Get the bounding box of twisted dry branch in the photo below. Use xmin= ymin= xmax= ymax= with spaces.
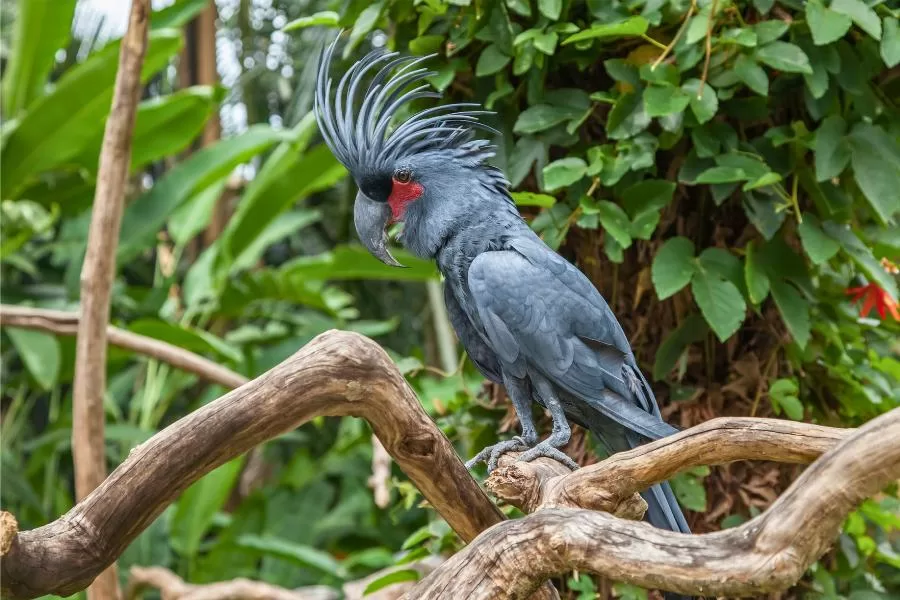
xmin=1 ymin=325 xmax=896 ymax=599
xmin=405 ymin=408 xmax=899 ymax=598
xmin=0 ymin=330 xmax=510 ymax=599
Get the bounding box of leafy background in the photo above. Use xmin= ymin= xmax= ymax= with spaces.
xmin=1 ymin=0 xmax=898 ymax=598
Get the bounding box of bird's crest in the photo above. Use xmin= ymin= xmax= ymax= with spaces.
xmin=314 ymin=35 xmax=499 ymax=178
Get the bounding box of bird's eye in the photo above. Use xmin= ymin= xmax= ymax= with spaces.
xmin=394 ymin=168 xmax=411 ymax=183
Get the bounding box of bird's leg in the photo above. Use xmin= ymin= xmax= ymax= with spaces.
xmin=516 ymin=375 xmax=579 ymax=470
xmin=465 ymin=375 xmax=538 ymax=472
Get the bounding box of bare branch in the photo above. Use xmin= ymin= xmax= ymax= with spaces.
xmin=125 ymin=566 xmax=333 ymax=600
xmin=369 ymin=434 xmax=393 ymax=509
xmin=0 ymin=331 xmax=505 ymax=599
xmin=0 ymin=305 xmax=248 ymax=389
xmin=71 ymin=2 xmax=151 ymax=597
xmin=407 ymin=407 xmax=900 ymax=598
xmin=486 ymin=417 xmax=850 ymax=514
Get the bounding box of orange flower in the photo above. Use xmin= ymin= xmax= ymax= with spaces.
xmin=846 ymin=283 xmax=900 ymax=320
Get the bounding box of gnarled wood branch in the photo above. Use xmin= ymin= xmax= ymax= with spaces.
xmin=486 ymin=417 xmax=850 ymax=514
xmin=406 ymin=407 xmax=900 ymax=598
xmin=0 ymin=330 xmax=507 ymax=599
xmin=0 ymin=304 xmax=248 ymax=389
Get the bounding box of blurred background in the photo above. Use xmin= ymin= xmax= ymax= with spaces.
xmin=1 ymin=0 xmax=898 ymax=598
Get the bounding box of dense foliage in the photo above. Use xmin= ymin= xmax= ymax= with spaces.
xmin=1 ymin=0 xmax=898 ymax=598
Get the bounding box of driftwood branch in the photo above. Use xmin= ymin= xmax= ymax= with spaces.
xmin=0 ymin=331 xmax=508 ymax=599
xmin=0 ymin=304 xmax=248 ymax=389
xmin=126 ymin=557 xmax=443 ymax=600
xmin=486 ymin=417 xmax=850 ymax=514
xmin=72 ymin=2 xmax=151 ymax=598
xmin=407 ymin=407 xmax=900 ymax=598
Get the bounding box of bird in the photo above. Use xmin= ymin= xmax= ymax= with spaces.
xmin=314 ymin=37 xmax=691 ymax=536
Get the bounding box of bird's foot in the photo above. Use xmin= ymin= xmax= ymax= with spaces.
xmin=465 ymin=436 xmax=531 ymax=472
xmin=516 ymin=441 xmax=579 ymax=471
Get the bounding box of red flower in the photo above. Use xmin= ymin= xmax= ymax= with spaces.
xmin=846 ymin=283 xmax=900 ymax=320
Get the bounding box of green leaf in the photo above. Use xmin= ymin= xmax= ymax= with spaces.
xmin=347 ymin=3 xmax=384 ymax=55
xmin=513 ymin=104 xmax=581 ymax=133
xmin=538 ymin=0 xmax=562 ymax=20
xmin=170 ymin=456 xmax=245 ymax=558
xmin=643 ymin=86 xmax=690 ymax=117
xmin=720 ymin=27 xmax=759 ymax=47
xmin=691 ymin=270 xmax=746 ymax=342
xmin=282 ymin=11 xmax=340 ymax=31
xmin=76 ymin=86 xmax=222 ymax=173
xmin=282 ymin=246 xmax=438 ymax=282
xmin=1 ymin=0 xmax=77 ymax=116
xmin=742 ymin=172 xmax=782 ymax=191
xmin=563 ymin=17 xmax=648 ymax=45
xmin=755 ymin=42 xmax=813 ymax=74
xmin=129 ymin=320 xmax=242 ymax=363
xmin=806 ymin=0 xmax=852 ymax=46
xmin=681 ymin=79 xmax=719 ymax=124
xmin=595 ymin=201 xmax=633 ymax=248
xmin=883 ymin=17 xmax=900 ymax=67
xmin=363 ymin=569 xmax=421 ymax=596
xmin=219 ymin=116 xmax=344 ymax=270
xmin=744 ymin=240 xmax=770 ymax=304
xmin=1 ymin=30 xmax=183 ymax=198
xmin=695 ymin=166 xmax=750 ymax=184
xmin=511 ymin=192 xmax=557 ymax=208
xmin=831 ymin=0 xmax=881 ymax=40
xmin=652 ymin=237 xmax=696 ymax=300
xmin=168 ymin=179 xmax=228 ymax=248
xmin=798 ymin=213 xmax=840 ymax=264
xmin=822 ymin=222 xmax=899 ymax=301
xmin=476 ymin=44 xmax=511 ymax=76
xmin=671 ymin=469 xmax=708 ymax=511
xmin=733 ymin=54 xmax=769 ymax=96
xmin=814 ymin=115 xmax=851 ymax=182
xmin=754 ymin=20 xmax=790 ymax=44
xmin=118 ymin=125 xmax=286 ymax=263
xmin=770 ymin=279 xmax=811 ymax=349
xmin=606 ymin=92 xmax=651 ymax=139
xmin=533 ymin=31 xmax=559 ymax=55
xmin=4 ymin=327 xmax=60 ymax=390
xmin=542 ymin=158 xmax=587 ymax=191
xmin=150 ymin=0 xmax=209 ymax=29
xmin=846 ymin=123 xmax=900 ymax=224
xmin=229 ymin=210 xmax=322 ymax=273
xmin=769 ymin=378 xmax=804 ymax=419
xmin=653 ymin=314 xmax=709 ymax=380
xmin=621 ymin=180 xmax=676 ymax=218
xmin=236 ymin=534 xmax=344 ymax=578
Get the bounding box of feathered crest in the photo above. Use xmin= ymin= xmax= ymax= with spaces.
xmin=314 ymin=35 xmax=498 ymax=177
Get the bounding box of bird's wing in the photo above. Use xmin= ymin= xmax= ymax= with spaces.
xmin=443 ymin=282 xmax=503 ymax=383
xmin=467 ymin=240 xmax=675 ymax=440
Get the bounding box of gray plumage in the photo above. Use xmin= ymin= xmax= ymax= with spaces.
xmin=315 ymin=38 xmax=690 ymax=536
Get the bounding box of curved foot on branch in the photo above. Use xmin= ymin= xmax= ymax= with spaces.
xmin=466 ymin=437 xmax=531 ymax=472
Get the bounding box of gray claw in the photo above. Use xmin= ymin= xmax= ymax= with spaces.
xmin=516 ymin=442 xmax=579 ymax=471
xmin=465 ymin=437 xmax=531 ymax=472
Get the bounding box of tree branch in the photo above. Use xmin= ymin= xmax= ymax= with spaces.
xmin=0 ymin=304 xmax=248 ymax=389
xmin=0 ymin=330 xmax=507 ymax=599
xmin=486 ymin=417 xmax=850 ymax=514
xmin=407 ymin=408 xmax=900 ymax=598
xmin=71 ymin=3 xmax=151 ymax=598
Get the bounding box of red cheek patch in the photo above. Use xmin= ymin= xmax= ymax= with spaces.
xmin=388 ymin=179 xmax=424 ymax=222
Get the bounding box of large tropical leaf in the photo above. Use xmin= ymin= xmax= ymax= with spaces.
xmin=1 ymin=29 xmax=184 ymax=198
xmin=117 ymin=124 xmax=288 ymax=263
xmin=1 ymin=0 xmax=78 ymax=116
xmin=74 ymin=85 xmax=225 ymax=173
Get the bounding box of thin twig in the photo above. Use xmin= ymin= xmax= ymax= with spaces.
xmin=71 ymin=2 xmax=151 ymax=598
xmin=699 ymin=0 xmax=719 ymax=96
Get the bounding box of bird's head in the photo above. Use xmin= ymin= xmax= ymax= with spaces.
xmin=314 ymin=37 xmax=502 ymax=266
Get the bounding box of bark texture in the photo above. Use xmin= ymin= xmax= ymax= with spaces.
xmin=70 ymin=2 xmax=151 ymax=598
xmin=0 ymin=331 xmax=505 ymax=599
xmin=406 ymin=408 xmax=899 ymax=598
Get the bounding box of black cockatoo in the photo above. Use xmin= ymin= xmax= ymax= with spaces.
xmin=314 ymin=38 xmax=690 ymax=535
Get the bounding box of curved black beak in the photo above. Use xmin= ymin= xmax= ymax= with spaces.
xmin=353 ymin=190 xmax=404 ymax=267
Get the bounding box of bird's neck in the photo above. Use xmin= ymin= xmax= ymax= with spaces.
xmin=433 ymin=209 xmax=530 ymax=289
